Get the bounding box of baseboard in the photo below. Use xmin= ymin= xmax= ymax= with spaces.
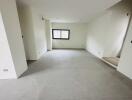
xmin=100 ymin=58 xmax=117 ymax=69
xmin=85 ymin=49 xmax=117 ymax=69
xmin=52 ymin=48 xmax=86 ymax=50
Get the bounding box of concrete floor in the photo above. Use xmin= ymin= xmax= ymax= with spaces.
xmin=0 ymin=50 xmax=132 ymax=100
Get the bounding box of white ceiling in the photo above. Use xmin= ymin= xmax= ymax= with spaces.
xmin=18 ymin=0 xmax=121 ymax=23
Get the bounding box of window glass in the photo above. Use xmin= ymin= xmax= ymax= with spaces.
xmin=53 ymin=30 xmax=61 ymax=38
xmin=61 ymin=31 xmax=69 ymax=38
xmin=52 ymin=29 xmax=70 ymax=40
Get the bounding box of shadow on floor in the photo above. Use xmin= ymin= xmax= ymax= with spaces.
xmin=20 ymin=60 xmax=52 ymax=78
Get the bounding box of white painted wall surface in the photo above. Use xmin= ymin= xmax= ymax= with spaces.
xmin=18 ymin=5 xmax=37 ymax=60
xmin=0 ymin=0 xmax=27 ymax=79
xmin=31 ymin=8 xmax=47 ymax=59
xmin=18 ymin=4 xmax=47 ymax=60
xmin=52 ymin=23 xmax=87 ymax=49
xmin=118 ymin=17 xmax=132 ymax=79
xmin=86 ymin=1 xmax=131 ymax=58
xmin=45 ymin=20 xmax=52 ymax=51
xmin=0 ymin=12 xmax=17 ymax=79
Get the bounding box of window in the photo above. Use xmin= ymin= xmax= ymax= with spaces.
xmin=52 ymin=29 xmax=70 ymax=40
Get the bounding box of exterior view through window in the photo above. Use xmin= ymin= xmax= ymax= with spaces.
xmin=52 ymin=29 xmax=70 ymax=40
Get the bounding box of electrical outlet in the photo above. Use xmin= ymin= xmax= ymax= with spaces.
xmin=3 ymin=69 xmax=8 ymax=72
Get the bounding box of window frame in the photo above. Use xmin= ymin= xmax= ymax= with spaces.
xmin=52 ymin=29 xmax=70 ymax=40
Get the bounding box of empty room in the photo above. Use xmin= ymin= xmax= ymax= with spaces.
xmin=0 ymin=0 xmax=132 ymax=100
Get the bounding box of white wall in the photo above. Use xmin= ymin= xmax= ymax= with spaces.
xmin=45 ymin=20 xmax=52 ymax=51
xmin=52 ymin=23 xmax=87 ymax=49
xmin=0 ymin=0 xmax=27 ymax=79
xmin=18 ymin=5 xmax=36 ymax=60
xmin=31 ymin=8 xmax=47 ymax=59
xmin=0 ymin=12 xmax=16 ymax=79
xmin=18 ymin=4 xmax=47 ymax=60
xmin=117 ymin=17 xmax=132 ymax=79
xmin=86 ymin=1 xmax=131 ymax=58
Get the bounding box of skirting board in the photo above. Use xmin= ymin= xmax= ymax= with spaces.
xmin=86 ymin=50 xmax=117 ymax=69
xmin=101 ymin=58 xmax=117 ymax=69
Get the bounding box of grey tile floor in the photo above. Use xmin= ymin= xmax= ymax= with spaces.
xmin=0 ymin=50 xmax=132 ymax=100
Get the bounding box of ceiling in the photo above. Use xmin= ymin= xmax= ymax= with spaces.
xmin=18 ymin=0 xmax=121 ymax=23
